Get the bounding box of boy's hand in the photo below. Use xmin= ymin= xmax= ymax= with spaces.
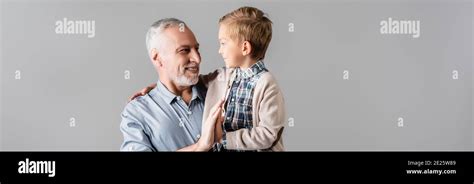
xmin=128 ymin=83 xmax=157 ymax=102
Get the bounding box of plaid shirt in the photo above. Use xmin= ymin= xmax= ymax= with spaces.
xmin=214 ymin=61 xmax=268 ymax=152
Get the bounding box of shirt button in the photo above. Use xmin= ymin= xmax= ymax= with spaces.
xmin=187 ymin=111 xmax=192 ymax=115
xmin=197 ymin=134 xmax=201 ymax=139
xmin=179 ymin=122 xmax=184 ymax=127
xmin=176 ymin=96 xmax=181 ymax=101
xmin=231 ymin=98 xmax=234 ymax=102
xmin=226 ymin=117 xmax=231 ymax=120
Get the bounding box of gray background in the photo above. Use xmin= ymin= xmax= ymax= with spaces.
xmin=1 ymin=0 xmax=472 ymax=151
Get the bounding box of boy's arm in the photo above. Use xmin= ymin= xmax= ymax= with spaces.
xmin=219 ymin=76 xmax=286 ymax=150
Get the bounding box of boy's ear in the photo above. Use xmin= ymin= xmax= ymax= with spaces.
xmin=241 ymin=41 xmax=252 ymax=56
xmin=150 ymin=48 xmax=164 ymax=67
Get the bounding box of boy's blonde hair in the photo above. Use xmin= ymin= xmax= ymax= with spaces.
xmin=219 ymin=6 xmax=272 ymax=61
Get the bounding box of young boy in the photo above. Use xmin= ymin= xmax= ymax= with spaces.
xmin=202 ymin=6 xmax=286 ymax=151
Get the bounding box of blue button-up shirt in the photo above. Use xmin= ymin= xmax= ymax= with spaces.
xmin=120 ymin=81 xmax=206 ymax=151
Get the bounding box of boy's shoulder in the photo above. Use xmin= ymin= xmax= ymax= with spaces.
xmin=256 ymin=70 xmax=278 ymax=85
xmin=254 ymin=70 xmax=283 ymax=94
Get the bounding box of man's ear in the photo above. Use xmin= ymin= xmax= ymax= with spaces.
xmin=150 ymin=48 xmax=163 ymax=67
xmin=241 ymin=41 xmax=252 ymax=56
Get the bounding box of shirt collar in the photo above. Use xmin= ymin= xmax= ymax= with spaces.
xmin=238 ymin=60 xmax=267 ymax=79
xmin=191 ymin=84 xmax=204 ymax=102
xmin=155 ymin=80 xmax=203 ymax=104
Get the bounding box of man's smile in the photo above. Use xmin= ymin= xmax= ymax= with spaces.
xmin=184 ymin=66 xmax=199 ymax=73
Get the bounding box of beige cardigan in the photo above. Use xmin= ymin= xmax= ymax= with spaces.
xmin=199 ymin=67 xmax=286 ymax=151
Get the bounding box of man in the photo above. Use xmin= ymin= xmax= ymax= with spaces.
xmin=120 ymin=18 xmax=223 ymax=151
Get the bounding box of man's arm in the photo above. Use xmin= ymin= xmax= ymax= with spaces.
xmin=121 ymin=111 xmax=200 ymax=151
xmin=177 ymin=143 xmax=199 ymax=151
xmin=120 ymin=102 xmax=219 ymax=152
xmin=120 ymin=105 xmax=156 ymax=151
xmin=176 ymin=140 xmax=209 ymax=151
xmin=177 ymin=98 xmax=225 ymax=151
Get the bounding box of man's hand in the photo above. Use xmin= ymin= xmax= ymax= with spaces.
xmin=214 ymin=110 xmax=224 ymax=144
xmin=128 ymin=83 xmax=157 ymax=102
xmin=196 ymin=99 xmax=225 ymax=151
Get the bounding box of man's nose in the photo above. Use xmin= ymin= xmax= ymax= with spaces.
xmin=190 ymin=49 xmax=201 ymax=64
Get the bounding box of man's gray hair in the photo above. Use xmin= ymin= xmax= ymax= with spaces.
xmin=145 ymin=18 xmax=185 ymax=54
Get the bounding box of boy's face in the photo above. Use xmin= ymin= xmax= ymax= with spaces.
xmin=218 ymin=24 xmax=244 ymax=68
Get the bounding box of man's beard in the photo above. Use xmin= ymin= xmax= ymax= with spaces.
xmin=171 ymin=69 xmax=199 ymax=87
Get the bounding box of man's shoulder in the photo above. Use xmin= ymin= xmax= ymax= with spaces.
xmin=122 ymin=88 xmax=158 ymax=115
